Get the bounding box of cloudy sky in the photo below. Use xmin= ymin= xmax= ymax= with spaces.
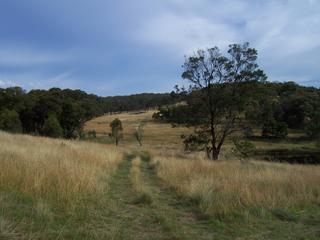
xmin=0 ymin=0 xmax=319 ymax=95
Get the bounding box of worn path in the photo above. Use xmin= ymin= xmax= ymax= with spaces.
xmin=87 ymin=152 xmax=216 ymax=240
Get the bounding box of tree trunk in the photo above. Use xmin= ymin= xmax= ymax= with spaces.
xmin=211 ymin=148 xmax=220 ymax=160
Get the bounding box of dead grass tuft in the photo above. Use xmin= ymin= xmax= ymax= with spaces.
xmin=0 ymin=131 xmax=122 ymax=207
xmin=152 ymin=156 xmax=320 ymax=215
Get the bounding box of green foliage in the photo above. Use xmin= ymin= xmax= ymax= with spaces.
xmin=232 ymin=138 xmax=256 ymax=158
xmin=262 ymin=120 xmax=288 ymax=138
xmin=60 ymin=101 xmax=85 ymax=139
xmin=153 ymin=105 xmax=189 ymax=124
xmin=140 ymin=151 xmax=151 ymax=162
xmin=166 ymin=43 xmax=267 ymax=160
xmin=132 ymin=192 xmax=153 ymax=205
xmin=243 ymin=126 xmax=254 ymax=138
xmin=0 ymin=87 xmax=177 ymax=140
xmin=246 ymin=81 xmax=320 ymax=136
xmin=87 ymin=130 xmax=97 ymax=138
xmin=110 ymin=118 xmax=123 ymax=145
xmin=41 ymin=114 xmax=63 ymax=138
xmin=271 ymin=208 xmax=299 ymax=222
xmin=305 ymin=111 xmax=320 ymax=138
xmin=0 ymin=109 xmax=22 ymax=133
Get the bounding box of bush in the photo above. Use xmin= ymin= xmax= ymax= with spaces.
xmin=305 ymin=112 xmax=320 ymax=138
xmin=87 ymin=130 xmax=97 ymax=138
xmin=110 ymin=118 xmax=123 ymax=145
xmin=0 ymin=109 xmax=22 ymax=133
xmin=262 ymin=120 xmax=288 ymax=138
xmin=243 ymin=126 xmax=254 ymax=138
xmin=232 ymin=138 xmax=256 ymax=158
xmin=41 ymin=114 xmax=63 ymax=138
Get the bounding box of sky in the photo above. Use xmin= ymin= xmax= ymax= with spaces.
xmin=0 ymin=0 xmax=319 ymax=96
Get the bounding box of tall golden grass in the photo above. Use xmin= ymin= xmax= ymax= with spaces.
xmin=152 ymin=156 xmax=320 ymax=215
xmin=0 ymin=131 xmax=122 ymax=206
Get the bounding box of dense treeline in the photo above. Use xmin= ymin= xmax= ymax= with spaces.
xmin=154 ymin=81 xmax=320 ymax=139
xmin=247 ymin=81 xmax=320 ymax=138
xmin=0 ymin=87 xmax=174 ymax=138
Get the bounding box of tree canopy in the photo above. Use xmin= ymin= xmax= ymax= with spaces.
xmin=0 ymin=87 xmax=176 ymax=138
xmin=177 ymin=43 xmax=267 ymax=159
xmin=154 ymin=43 xmax=320 ymax=159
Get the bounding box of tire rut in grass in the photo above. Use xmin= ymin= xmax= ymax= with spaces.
xmin=138 ymin=152 xmax=216 ymax=240
xmin=89 ymin=153 xmax=184 ymax=240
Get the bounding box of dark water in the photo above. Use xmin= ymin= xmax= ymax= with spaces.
xmin=254 ymin=149 xmax=320 ymax=164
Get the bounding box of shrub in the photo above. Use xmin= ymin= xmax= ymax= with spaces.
xmin=110 ymin=118 xmax=123 ymax=145
xmin=232 ymin=138 xmax=256 ymax=158
xmin=305 ymin=112 xmax=320 ymax=138
xmin=41 ymin=114 xmax=63 ymax=138
xmin=262 ymin=120 xmax=288 ymax=138
xmin=0 ymin=109 xmax=22 ymax=133
xmin=87 ymin=130 xmax=97 ymax=138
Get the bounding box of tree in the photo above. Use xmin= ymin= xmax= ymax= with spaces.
xmin=87 ymin=130 xmax=97 ymax=138
xmin=262 ymin=119 xmax=288 ymax=138
xmin=110 ymin=118 xmax=123 ymax=146
xmin=134 ymin=121 xmax=145 ymax=146
xmin=305 ymin=111 xmax=320 ymax=138
xmin=60 ymin=101 xmax=85 ymax=139
xmin=41 ymin=114 xmax=63 ymax=138
xmin=0 ymin=109 xmax=22 ymax=133
xmin=179 ymin=43 xmax=266 ymax=160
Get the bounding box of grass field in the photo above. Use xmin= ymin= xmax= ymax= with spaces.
xmin=85 ymin=111 xmax=191 ymax=151
xmin=1 ymin=112 xmax=319 ymax=239
xmin=0 ymin=131 xmax=122 ymax=239
xmin=151 ymin=155 xmax=320 ymax=216
xmin=85 ymin=110 xmax=319 ymax=160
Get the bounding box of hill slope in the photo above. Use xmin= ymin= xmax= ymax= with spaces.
xmin=1 ymin=132 xmax=320 ymax=239
xmin=85 ymin=111 xmax=191 ymax=150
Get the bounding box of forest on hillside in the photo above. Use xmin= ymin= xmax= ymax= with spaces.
xmin=155 ymin=81 xmax=320 ymax=139
xmin=1 ymin=81 xmax=320 ymax=142
xmin=0 ymin=87 xmax=174 ymax=138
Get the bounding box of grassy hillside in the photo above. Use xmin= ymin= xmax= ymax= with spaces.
xmin=85 ymin=111 xmax=191 ymax=150
xmin=85 ymin=110 xmax=319 ymax=161
xmin=0 ymin=131 xmax=122 ymax=239
xmin=0 ymin=131 xmax=320 ymax=239
xmin=152 ymin=155 xmax=320 ymax=215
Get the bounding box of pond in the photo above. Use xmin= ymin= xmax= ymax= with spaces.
xmin=253 ymin=149 xmax=320 ymax=164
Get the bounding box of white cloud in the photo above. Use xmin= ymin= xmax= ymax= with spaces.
xmin=1 ymin=0 xmax=319 ymax=93
xmin=0 ymin=79 xmax=17 ymax=88
xmin=0 ymin=48 xmax=71 ymax=66
xmin=0 ymin=71 xmax=78 ymax=90
xmin=137 ymin=13 xmax=238 ymax=55
xmin=135 ymin=0 xmax=320 ymax=85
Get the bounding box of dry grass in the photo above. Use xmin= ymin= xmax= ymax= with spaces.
xmin=0 ymin=131 xmax=122 ymax=207
xmin=85 ymin=111 xmax=318 ymax=154
xmin=85 ymin=111 xmax=190 ymax=150
xmin=0 ymin=217 xmax=22 ymax=239
xmin=151 ymin=156 xmax=320 ymax=216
